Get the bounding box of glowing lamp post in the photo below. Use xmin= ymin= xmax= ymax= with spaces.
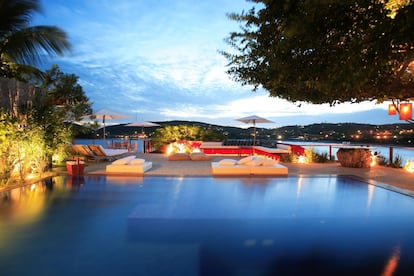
xmin=388 ymin=104 xmax=397 ymax=115
xmin=388 ymin=102 xmax=412 ymax=120
xmin=399 ymin=103 xmax=412 ymax=120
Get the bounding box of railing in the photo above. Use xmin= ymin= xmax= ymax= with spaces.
xmin=224 ymin=139 xmax=414 ymax=165
xmin=75 ymin=138 xmax=154 ymax=153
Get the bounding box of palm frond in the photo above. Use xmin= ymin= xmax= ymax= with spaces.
xmin=2 ymin=26 xmax=71 ymax=65
xmin=0 ymin=0 xmax=41 ymax=36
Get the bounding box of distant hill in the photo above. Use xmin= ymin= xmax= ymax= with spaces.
xmin=276 ymin=122 xmax=413 ymax=145
xmin=74 ymin=120 xmax=414 ymax=146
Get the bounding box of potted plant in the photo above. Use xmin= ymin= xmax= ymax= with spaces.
xmin=66 ymin=158 xmax=85 ymax=175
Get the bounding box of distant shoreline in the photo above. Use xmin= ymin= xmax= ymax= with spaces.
xmin=73 ymin=121 xmax=414 ymax=146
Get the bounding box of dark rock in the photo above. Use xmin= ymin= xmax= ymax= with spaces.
xmin=336 ymin=148 xmax=372 ymax=168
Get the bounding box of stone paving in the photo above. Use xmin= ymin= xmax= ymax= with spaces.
xmin=84 ymin=153 xmax=414 ymax=196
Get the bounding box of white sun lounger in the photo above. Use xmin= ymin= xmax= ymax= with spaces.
xmin=88 ymin=144 xmax=133 ymax=161
xmin=211 ymin=156 xmax=288 ymax=176
xmin=106 ymin=156 xmax=152 ymax=174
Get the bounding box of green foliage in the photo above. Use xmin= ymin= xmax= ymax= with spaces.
xmin=376 ymin=154 xmax=388 ymax=166
xmin=0 ymin=1 xmax=90 ymax=185
xmin=279 ymin=153 xmax=296 ymax=163
xmin=29 ymin=92 xmax=75 ymax=167
xmin=0 ymin=64 xmax=91 ymax=184
xmin=41 ymin=65 xmax=92 ymax=122
xmin=391 ymin=154 xmax=403 ymax=168
xmin=18 ymin=125 xmax=48 ymax=177
xmin=223 ymin=0 xmax=414 ymax=105
xmin=385 ymin=0 xmax=412 ymax=18
xmin=279 ymin=148 xmax=329 ymax=163
xmin=27 ymin=65 xmax=91 ymax=165
xmin=0 ymin=110 xmax=73 ymax=186
xmin=305 ymin=148 xmax=330 ymax=163
xmin=152 ymin=124 xmax=225 ymax=150
xmin=0 ymin=112 xmax=47 ymax=185
xmin=0 ymin=112 xmax=20 ymax=185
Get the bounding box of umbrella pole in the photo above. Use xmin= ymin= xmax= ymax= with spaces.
xmin=103 ymin=115 xmax=106 ymax=141
xmin=253 ymin=121 xmax=256 ymax=154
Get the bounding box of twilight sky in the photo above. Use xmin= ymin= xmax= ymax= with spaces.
xmin=32 ymin=0 xmax=400 ymax=128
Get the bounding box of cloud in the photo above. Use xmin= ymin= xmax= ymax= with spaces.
xmin=33 ymin=0 xmax=400 ymax=127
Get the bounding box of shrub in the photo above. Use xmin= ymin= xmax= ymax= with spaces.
xmin=0 ymin=111 xmax=72 ymax=186
xmin=313 ymin=151 xmax=330 ymax=163
xmin=152 ymin=124 xmax=224 ymax=151
xmin=376 ymin=154 xmax=388 ymax=166
xmin=304 ymin=148 xmax=330 ymax=163
xmin=279 ymin=149 xmax=331 ymax=164
xmin=391 ymin=155 xmax=403 ymax=168
xmin=279 ymin=153 xmax=296 ymax=163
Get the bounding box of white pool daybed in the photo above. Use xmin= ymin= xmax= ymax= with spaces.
xmin=211 ymin=156 xmax=288 ymax=176
xmin=106 ymin=156 xmax=152 ymax=174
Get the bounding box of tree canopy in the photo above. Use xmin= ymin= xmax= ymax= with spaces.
xmin=28 ymin=65 xmax=92 ymax=166
xmin=222 ymin=0 xmax=414 ymax=106
xmin=40 ymin=65 xmax=92 ymax=122
xmin=0 ymin=0 xmax=71 ymax=80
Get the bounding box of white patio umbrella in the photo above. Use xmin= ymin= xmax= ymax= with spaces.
xmin=83 ymin=109 xmax=129 ymax=140
xmin=235 ymin=115 xmax=274 ymax=148
xmin=125 ymin=121 xmax=160 ymax=135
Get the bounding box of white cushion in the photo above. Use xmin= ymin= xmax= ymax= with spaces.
xmin=168 ymin=153 xmax=191 ymax=161
xmin=237 ymin=155 xmax=255 ymax=165
xmin=190 ymin=152 xmax=211 ymax=161
xmin=129 ymin=158 xmax=145 ymax=165
xmin=112 ymin=155 xmax=136 ymax=165
xmin=261 ymin=158 xmax=277 ymax=166
xmin=104 ymin=148 xmax=129 ymax=156
xmin=218 ymin=159 xmax=237 ymax=166
xmin=246 ymin=158 xmax=265 ymax=166
xmin=106 ymin=162 xmax=152 ymax=173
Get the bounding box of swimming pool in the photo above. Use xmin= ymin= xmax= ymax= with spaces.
xmin=1 ymin=175 xmax=414 ymax=275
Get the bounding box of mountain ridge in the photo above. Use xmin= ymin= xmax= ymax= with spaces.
xmin=75 ymin=120 xmax=413 ymax=146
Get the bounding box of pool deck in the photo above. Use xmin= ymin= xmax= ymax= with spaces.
xmin=84 ymin=153 xmax=414 ymax=196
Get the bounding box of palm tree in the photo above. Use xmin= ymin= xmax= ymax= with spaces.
xmin=0 ymin=0 xmax=71 ymax=80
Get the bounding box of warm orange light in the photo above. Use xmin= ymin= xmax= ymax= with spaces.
xmin=165 ymin=142 xmax=189 ymax=155
xmin=404 ymin=160 xmax=414 ymax=173
xmin=399 ymin=103 xmax=412 ymax=120
xmin=370 ymin=154 xmax=377 ymax=167
xmin=381 ymin=246 xmax=400 ymax=276
xmin=297 ymin=155 xmax=307 ymax=164
xmin=30 ymin=184 xmax=37 ymax=191
xmin=165 ymin=144 xmax=174 ymax=155
xmin=388 ymin=103 xmax=397 ymax=115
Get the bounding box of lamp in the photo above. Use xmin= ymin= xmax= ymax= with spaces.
xmin=399 ymin=103 xmax=412 ymax=120
xmin=388 ymin=103 xmax=397 ymax=115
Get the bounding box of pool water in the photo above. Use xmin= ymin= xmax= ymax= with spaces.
xmin=1 ymin=175 xmax=414 ymax=275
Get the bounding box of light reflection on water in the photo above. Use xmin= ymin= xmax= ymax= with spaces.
xmin=1 ymin=175 xmax=414 ymax=275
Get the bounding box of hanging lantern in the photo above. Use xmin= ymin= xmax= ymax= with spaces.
xmin=399 ymin=103 xmax=412 ymax=120
xmin=388 ymin=103 xmax=397 ymax=115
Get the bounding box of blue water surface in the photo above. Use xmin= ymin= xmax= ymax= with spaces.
xmin=1 ymin=175 xmax=414 ymax=275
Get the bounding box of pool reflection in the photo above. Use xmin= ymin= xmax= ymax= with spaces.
xmin=1 ymin=175 xmax=414 ymax=275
